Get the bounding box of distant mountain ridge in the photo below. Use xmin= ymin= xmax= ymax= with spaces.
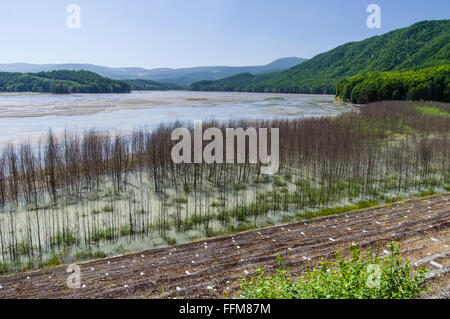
xmin=0 ymin=57 xmax=306 ymax=86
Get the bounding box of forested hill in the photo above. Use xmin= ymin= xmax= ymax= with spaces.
xmin=337 ymin=65 xmax=450 ymax=104
xmin=189 ymin=72 xmax=280 ymax=91
xmin=190 ymin=20 xmax=450 ymax=94
xmin=0 ymin=70 xmax=131 ymax=94
xmin=121 ymin=79 xmax=183 ymax=91
xmin=253 ymin=20 xmax=450 ymax=94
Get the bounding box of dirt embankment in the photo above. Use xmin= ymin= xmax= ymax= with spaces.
xmin=0 ymin=194 xmax=449 ymax=299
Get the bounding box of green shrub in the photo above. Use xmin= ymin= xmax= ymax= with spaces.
xmin=164 ymin=236 xmax=177 ymax=245
xmin=239 ymin=242 xmax=427 ymax=299
xmin=233 ymin=183 xmax=247 ymax=191
xmin=44 ymin=253 xmax=62 ymax=268
xmin=0 ymin=262 xmax=8 ymax=275
xmin=102 ymin=205 xmax=114 ymax=213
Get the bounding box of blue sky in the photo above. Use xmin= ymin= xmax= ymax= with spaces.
xmin=0 ymin=0 xmax=448 ymax=68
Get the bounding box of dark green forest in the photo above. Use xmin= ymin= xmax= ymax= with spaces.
xmin=336 ymin=65 xmax=450 ymax=104
xmin=0 ymin=70 xmax=130 ymax=94
xmin=122 ymin=79 xmax=183 ymax=91
xmin=189 ymin=72 xmax=280 ymax=91
xmin=189 ymin=20 xmax=450 ymax=94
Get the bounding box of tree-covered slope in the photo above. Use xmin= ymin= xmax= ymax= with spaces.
xmin=189 ymin=72 xmax=280 ymax=91
xmin=336 ymin=65 xmax=450 ymax=104
xmin=121 ymin=79 xmax=183 ymax=91
xmin=245 ymin=20 xmax=450 ymax=94
xmin=0 ymin=70 xmax=130 ymax=94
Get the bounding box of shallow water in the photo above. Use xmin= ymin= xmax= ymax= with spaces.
xmin=0 ymin=91 xmax=348 ymax=145
xmin=0 ymin=90 xmax=352 ymax=269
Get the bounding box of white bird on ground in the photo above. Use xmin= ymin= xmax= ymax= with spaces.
xmin=185 ymin=270 xmax=191 ymax=275
xmin=430 ymin=261 xmax=443 ymax=269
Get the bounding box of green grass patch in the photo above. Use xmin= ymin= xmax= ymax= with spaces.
xmin=416 ymin=106 xmax=450 ymax=118
xmin=302 ymin=200 xmax=377 ymax=219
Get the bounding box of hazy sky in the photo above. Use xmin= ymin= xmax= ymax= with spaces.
xmin=0 ymin=0 xmax=448 ymax=69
